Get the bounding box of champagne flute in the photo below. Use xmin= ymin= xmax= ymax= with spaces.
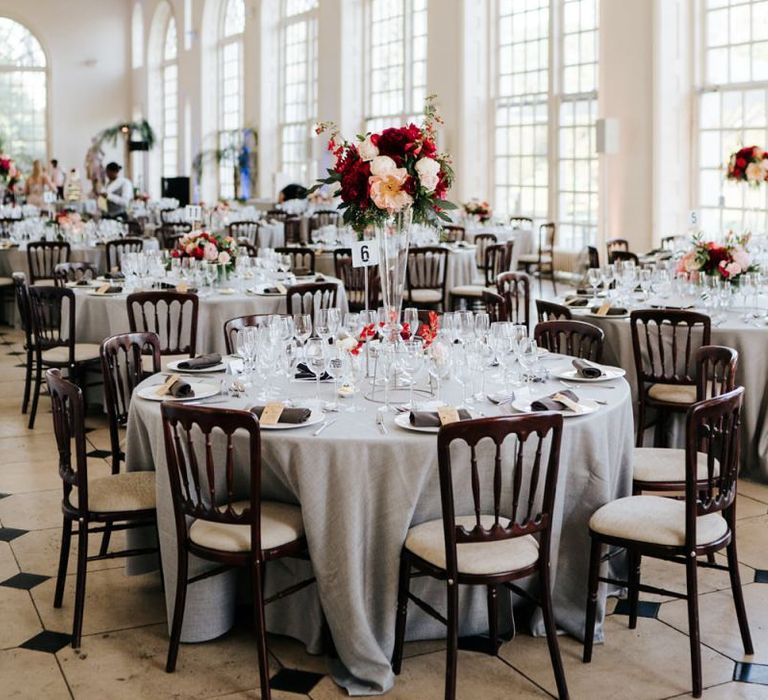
xmin=587 ymin=267 xmax=602 ymax=300
xmin=517 ymin=338 xmax=539 ymax=399
xmin=403 ymin=307 xmax=420 ymax=340
xmin=304 ymin=337 xmax=327 ymax=405
xmin=293 ymin=313 xmax=312 ymax=360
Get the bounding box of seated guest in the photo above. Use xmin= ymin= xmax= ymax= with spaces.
xmin=279 ymin=183 xmax=308 ymax=203
xmin=102 ymin=161 xmax=133 ymax=218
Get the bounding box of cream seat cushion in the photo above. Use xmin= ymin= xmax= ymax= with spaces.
xmin=518 ymin=253 xmax=552 ymax=264
xmin=0 ymin=276 xmax=13 ymax=287
xmin=405 ymin=515 xmax=539 ymax=575
xmin=589 ymin=495 xmax=728 ymax=547
xmin=647 ymin=383 xmax=696 ymax=405
xmin=42 ymin=343 xmax=101 ymax=364
xmin=633 ymin=447 xmax=719 ymax=484
xmin=189 ymin=500 xmax=304 ymax=553
xmin=450 ymin=285 xmax=495 ymax=297
xmin=71 ymin=471 xmax=156 ymax=513
xmin=405 ymin=289 xmax=443 ymax=304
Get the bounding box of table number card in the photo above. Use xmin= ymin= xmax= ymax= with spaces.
xmin=185 ymin=205 xmax=202 ymax=224
xmin=351 ymin=240 xmax=380 ymax=268
xmin=156 ymin=373 xmax=181 ymax=397
xmin=595 ymin=301 xmax=611 ymax=316
xmin=259 ymin=402 xmax=284 ymax=426
xmin=437 ymin=406 xmax=461 ymax=425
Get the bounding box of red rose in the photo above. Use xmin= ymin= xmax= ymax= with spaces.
xmin=373 ymin=125 xmax=420 ymax=163
xmin=434 ymin=170 xmax=448 ymax=200
xmin=340 ymin=157 xmax=371 ymax=208
xmin=736 ymin=157 xmax=747 ymax=168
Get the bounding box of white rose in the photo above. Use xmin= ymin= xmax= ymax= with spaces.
xmin=358 ymin=135 xmax=379 ymax=162
xmin=746 ymin=162 xmax=763 ymax=182
xmin=370 ymin=155 xmax=396 ymax=177
xmin=218 ymin=251 xmax=231 ymax=265
xmin=415 ymin=157 xmax=440 ymax=192
xmin=336 ymin=335 xmax=357 ymax=352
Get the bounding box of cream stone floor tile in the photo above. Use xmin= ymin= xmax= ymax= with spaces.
xmin=669 ymin=681 xmax=768 ymax=699
xmin=658 ymin=583 xmax=768 ymax=664
xmin=0 ymin=587 xmax=44 ymax=649
xmin=730 ymin=515 xmax=768 ymax=571
xmin=0 ymin=648 xmax=72 ymax=699
xmin=32 ymin=567 xmax=165 ymax=639
xmin=266 ymin=634 xmax=327 ymax=675
xmin=0 ymin=489 xmax=65 ymax=530
xmin=205 ymin=692 xmax=308 ymax=700
xmin=735 ymin=495 xmax=768 ymax=520
xmin=499 ymin=616 xmax=734 ymax=700
xmin=0 ymin=540 xmax=20 ymax=581
xmin=312 ymin=649 xmax=549 ymax=699
xmin=11 ymin=527 xmax=126 ymax=577
xmin=58 ymin=622 xmax=282 ymax=700
xmin=738 ymin=479 xmax=768 ymax=505
xmin=0 ymin=433 xmax=63 ymax=462
xmin=0 ymin=460 xmax=66 ymax=494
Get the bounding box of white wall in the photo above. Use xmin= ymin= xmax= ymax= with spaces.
xmin=0 ymin=0 xmax=130 ymax=184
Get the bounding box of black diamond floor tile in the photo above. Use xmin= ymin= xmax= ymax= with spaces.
xmin=734 ymin=662 xmax=768 ymax=685
xmin=754 ymin=570 xmax=768 ymax=584
xmin=19 ymin=630 xmax=71 ymax=653
xmin=269 ymin=668 xmax=325 ymax=694
xmin=613 ymin=599 xmax=661 ymax=619
xmin=14 ymin=364 xmax=26 ymax=368
xmin=0 ymin=526 xmax=27 ymax=542
xmin=0 ymin=492 xmax=9 ymax=499
xmin=86 ymin=449 xmax=111 ymax=459
xmin=0 ymin=572 xmax=50 ymax=589
xmin=5 ymin=351 xmax=23 ymax=356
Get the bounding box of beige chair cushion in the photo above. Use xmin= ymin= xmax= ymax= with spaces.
xmin=0 ymin=276 xmax=13 ymax=287
xmin=188 ymin=500 xmax=304 ymax=553
xmin=647 ymin=383 xmax=696 ymax=405
xmin=589 ymin=495 xmax=728 ymax=547
xmin=517 ymin=253 xmax=552 ymax=264
xmin=42 ymin=343 xmax=101 ymax=364
xmin=405 ymin=515 xmax=539 ymax=575
xmin=71 ymin=471 xmax=156 ymax=513
xmin=450 ymin=285 xmax=495 ymax=297
xmin=633 ymin=447 xmax=719 ymax=484
xmin=405 ymin=289 xmax=443 ymax=304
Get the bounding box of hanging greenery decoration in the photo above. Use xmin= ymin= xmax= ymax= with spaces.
xmin=94 ymin=119 xmax=156 ymax=150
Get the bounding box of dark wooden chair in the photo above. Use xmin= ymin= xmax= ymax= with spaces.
xmin=27 ymin=240 xmax=71 ymax=284
xmin=105 ymin=237 xmax=144 ymax=272
xmin=223 ymin=314 xmax=284 ymax=354
xmin=160 ymin=403 xmax=315 ymax=699
xmin=307 ymin=209 xmax=341 ymax=242
xmin=606 ymin=238 xmax=629 ymax=259
xmin=266 ymin=208 xmax=289 ymax=223
xmin=237 ymin=240 xmax=259 ymax=257
xmin=100 ymin=332 xmax=162 ymax=476
xmin=392 ymin=414 xmax=569 ymax=700
xmin=0 ymin=217 xmax=18 ymax=237
xmin=630 ymin=309 xmax=711 ymax=448
xmin=333 ymin=249 xmax=381 ymax=312
xmin=228 ymin=220 xmax=261 ymax=246
xmin=517 ymin=222 xmax=556 ymax=295
xmin=508 ymin=216 xmax=533 ymax=229
xmin=47 ymin=368 xmax=157 ymax=649
xmin=450 ymin=242 xmax=513 ymax=310
xmin=586 ymin=245 xmax=599 ymax=269
xmin=535 ymin=299 xmax=572 ymax=322
xmin=584 ymin=387 xmax=752 ymax=698
xmin=441 ymin=224 xmax=465 ymax=243
xmin=496 ymin=271 xmax=531 ymax=332
xmin=284 ymin=216 xmax=303 ymax=245
xmin=160 ymin=208 xmax=185 ymax=224
xmin=159 ymin=223 xmax=192 ymax=250
xmin=661 ymin=235 xmax=682 ymax=250
xmin=275 ymin=246 xmax=315 ymax=275
xmin=285 ymin=281 xmax=338 ymax=322
xmin=633 ymin=345 xmax=738 ymax=494
xmin=473 ymin=233 xmax=497 ymax=274
xmin=126 ymin=219 xmax=144 ymax=238
xmin=404 ymin=246 xmax=449 ymax=310
xmin=533 ymin=319 xmax=604 ymax=361
xmin=13 ymin=272 xmax=34 ymax=414
xmin=481 ymin=290 xmax=507 ymax=322
xmin=27 ymin=285 xmax=102 ymax=429
xmin=53 ymin=262 xmax=98 ymax=287
xmin=608 ymin=250 xmax=640 ymax=267
xmin=126 ymin=291 xmax=199 ymax=358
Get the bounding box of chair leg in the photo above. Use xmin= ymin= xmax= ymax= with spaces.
xmin=540 ymin=560 xmax=569 ymax=700
xmin=635 ymin=401 xmax=646 ymax=447
xmin=627 ymin=549 xmax=641 ymax=630
xmin=726 ymin=536 xmax=754 ymax=655
xmin=487 ymin=584 xmax=499 ymax=652
xmin=98 ymin=524 xmax=113 ymax=557
xmin=550 ymin=264 xmax=557 ymax=297
xmin=71 ymin=520 xmax=89 ymax=648
xmin=392 ymin=552 xmax=411 ymax=674
xmin=252 ymin=559 xmax=272 ymax=700
xmin=165 ymin=548 xmax=189 ymax=673
xmin=653 ymin=409 xmax=666 ymax=448
xmin=444 ymin=579 xmax=459 ymax=700
xmin=53 ymin=516 xmax=72 ymax=608
xmin=582 ymin=536 xmax=602 ymax=663
xmin=21 ymin=348 xmax=32 ymax=414
xmin=28 ymin=359 xmax=43 ymax=429
xmin=685 ymin=554 xmax=703 ymax=698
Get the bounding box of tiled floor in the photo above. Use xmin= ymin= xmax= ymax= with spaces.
xmin=1 ymin=322 xmax=767 ymax=700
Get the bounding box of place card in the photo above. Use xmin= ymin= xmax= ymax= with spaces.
xmin=552 ymin=392 xmax=584 ymax=414
xmin=275 ymin=283 xmax=288 ymax=294
xmin=595 ymin=301 xmax=612 ymax=316
xmin=438 ymin=406 xmax=461 ymax=425
xmin=95 ymin=283 xmax=111 ymax=295
xmin=155 ymin=373 xmax=181 ymax=397
xmin=259 ymin=402 xmax=284 ymax=425
xmin=176 ymin=282 xmax=189 ymax=293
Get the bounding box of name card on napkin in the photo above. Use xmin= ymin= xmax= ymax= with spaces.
xmin=552 ymin=392 xmax=584 ymax=414
xmin=438 ymin=406 xmax=461 ymax=425
xmin=156 ymin=373 xmax=181 ymax=397
xmin=259 ymin=402 xmax=284 ymax=425
xmin=595 ymin=301 xmax=611 ymax=316
xmin=176 ymin=282 xmax=189 ymax=293
xmin=95 ymin=283 xmax=111 ymax=295
xmin=275 ymin=283 xmax=288 ymax=294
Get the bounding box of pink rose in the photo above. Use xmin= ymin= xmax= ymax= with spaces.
xmin=725 ymin=261 xmax=742 ymax=277
xmin=732 ymin=247 xmax=750 ymax=269
xmin=217 ymin=251 xmax=231 ymax=265
xmin=203 ymin=242 xmax=219 ymax=261
xmin=369 ymin=167 xmax=414 ymax=213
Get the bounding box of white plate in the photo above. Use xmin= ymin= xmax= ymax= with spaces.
xmin=136 ymin=380 xmax=220 ymax=402
xmin=87 ymin=289 xmax=124 ymax=296
xmin=247 ymin=285 xmax=283 ymax=296
xmin=556 ymin=366 xmax=625 ymax=382
xmin=259 ymin=408 xmax=324 ymax=430
xmin=586 ymin=311 xmax=629 ymax=319
xmin=166 ymin=359 xmax=227 ymax=373
xmin=217 ymin=288 xmax=236 ymax=295
xmin=510 ymin=397 xmax=600 ymax=417
xmin=66 ymin=281 xmax=99 ymax=289
xmin=393 ymin=410 xmax=476 ymax=434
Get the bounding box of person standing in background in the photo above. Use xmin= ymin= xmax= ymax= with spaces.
xmin=24 ymin=159 xmax=54 ymax=207
xmin=50 ymin=159 xmax=65 ymax=199
xmin=101 ymin=161 xmax=133 ymax=218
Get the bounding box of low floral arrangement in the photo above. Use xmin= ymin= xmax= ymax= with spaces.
xmin=677 ymin=232 xmax=758 ymax=281
xmin=54 ymin=211 xmax=84 ymax=233
xmin=171 ymin=230 xmax=238 ymax=267
xmin=727 ymin=146 xmax=768 ymax=185
xmin=0 ymin=154 xmax=17 ymax=184
xmin=462 ymin=198 xmax=492 ymax=223
xmin=337 ymin=312 xmax=440 ymax=356
xmin=312 ymin=95 xmax=455 ymax=234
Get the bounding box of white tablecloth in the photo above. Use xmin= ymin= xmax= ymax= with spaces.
xmin=125 ymin=359 xmax=633 ymax=694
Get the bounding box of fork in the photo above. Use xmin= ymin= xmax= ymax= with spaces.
xmin=376 ymin=410 xmax=388 ymax=434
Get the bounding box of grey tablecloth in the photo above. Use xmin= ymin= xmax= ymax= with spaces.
xmin=71 ymin=279 xmax=348 ymax=355
xmin=124 ymin=359 xmax=633 ymax=694
xmin=575 ymin=307 xmax=768 ymax=481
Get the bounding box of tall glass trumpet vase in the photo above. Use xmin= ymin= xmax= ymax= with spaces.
xmin=376 ymin=208 xmax=413 ymax=343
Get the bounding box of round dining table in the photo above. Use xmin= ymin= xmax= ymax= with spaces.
xmin=124 ymin=355 xmax=633 ymax=694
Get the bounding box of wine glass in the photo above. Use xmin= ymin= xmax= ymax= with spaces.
xmin=403 ymin=307 xmax=419 ymax=339
xmin=324 ymin=344 xmax=344 ymax=411
xmin=517 ymin=338 xmax=539 ymax=399
xmin=304 ymin=337 xmax=327 ymax=405
xmin=327 ymin=307 xmax=342 ymax=340
xmin=293 ymin=314 xmax=312 ymax=359
xmin=453 ymin=345 xmax=474 ymax=407
xmin=587 ymin=268 xmax=602 ymax=300
xmin=638 ymin=269 xmax=652 ymax=301
xmin=315 ymin=309 xmax=332 ymax=343
xmin=399 ymin=338 xmax=424 ymax=410
xmin=474 ymin=312 xmax=490 ymax=338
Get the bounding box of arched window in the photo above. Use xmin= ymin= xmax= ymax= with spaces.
xmin=132 ymin=3 xmax=144 ymax=69
xmin=161 ymin=16 xmax=178 ymax=178
xmin=218 ymin=0 xmax=245 ymax=199
xmin=0 ymin=17 xmax=47 ymax=168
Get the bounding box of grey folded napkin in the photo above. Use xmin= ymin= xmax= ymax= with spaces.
xmin=177 ymin=353 xmax=222 ymax=370
xmin=293 ymin=267 xmax=311 ymax=277
xmin=168 ymin=379 xmax=194 ymax=398
xmin=409 ymin=409 xmax=472 ymax=427
xmin=572 ymin=359 xmax=603 ymax=379
xmin=104 ymin=271 xmax=125 ymax=280
xmin=590 ymin=305 xmax=627 ymax=316
xmin=564 ymin=296 xmax=589 ymax=307
xmin=99 ymin=286 xmax=123 ymax=294
xmin=531 ymin=389 xmax=580 ymax=412
xmin=250 ymin=405 xmax=312 ymax=424
xmin=295 ymin=362 xmax=331 ymax=381
xmin=75 ymin=279 xmax=92 ymax=286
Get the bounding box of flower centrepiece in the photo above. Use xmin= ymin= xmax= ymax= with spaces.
xmin=727 ymin=146 xmax=768 ymax=186
xmin=676 ymin=232 xmax=758 ymax=282
xmin=462 ymin=198 xmax=492 ymax=223
xmin=171 ymin=230 xmax=238 ymax=269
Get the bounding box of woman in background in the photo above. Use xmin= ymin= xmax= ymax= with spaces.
xmin=23 ymin=159 xmax=54 ymax=207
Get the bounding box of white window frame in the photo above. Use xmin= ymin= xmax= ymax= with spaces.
xmin=161 ymin=16 xmax=178 ymax=179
